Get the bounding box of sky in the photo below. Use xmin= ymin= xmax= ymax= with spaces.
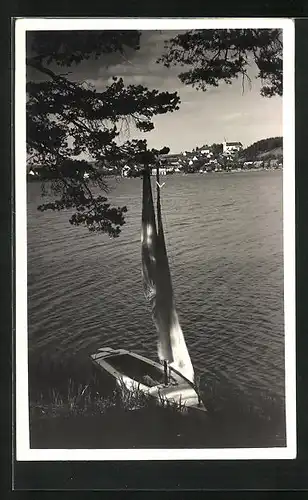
xmin=28 ymin=30 xmax=283 ymax=154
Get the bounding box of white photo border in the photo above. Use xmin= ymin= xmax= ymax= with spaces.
xmin=15 ymin=17 xmax=296 ymax=461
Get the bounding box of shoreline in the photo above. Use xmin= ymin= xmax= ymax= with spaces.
xmin=29 ymin=380 xmax=286 ymax=450
xmin=27 ymin=167 xmax=282 ymax=182
xmin=28 ymin=355 xmax=286 ymax=449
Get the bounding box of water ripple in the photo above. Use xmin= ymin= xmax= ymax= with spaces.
xmin=27 ymin=171 xmax=284 ymax=399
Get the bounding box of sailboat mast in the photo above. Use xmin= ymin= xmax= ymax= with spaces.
xmin=163 ymin=360 xmax=168 ymax=385
xmin=156 ymin=162 xmax=170 ymax=385
xmin=156 ymin=163 xmax=160 ymax=219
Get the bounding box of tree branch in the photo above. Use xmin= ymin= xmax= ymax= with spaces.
xmin=27 ymin=57 xmax=66 ymax=82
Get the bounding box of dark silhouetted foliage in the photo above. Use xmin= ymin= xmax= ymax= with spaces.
xmin=158 ymin=29 xmax=282 ymax=97
xmin=27 ymin=31 xmax=179 ymax=236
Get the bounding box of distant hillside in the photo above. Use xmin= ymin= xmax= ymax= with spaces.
xmin=240 ymin=137 xmax=283 ymax=161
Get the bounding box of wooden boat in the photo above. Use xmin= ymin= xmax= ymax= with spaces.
xmin=91 ymin=347 xmax=205 ymax=410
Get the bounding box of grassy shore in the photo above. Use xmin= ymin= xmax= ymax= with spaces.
xmin=29 ymin=354 xmax=286 ymax=449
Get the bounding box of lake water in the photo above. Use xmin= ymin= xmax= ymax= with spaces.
xmin=27 ymin=170 xmax=285 ymax=406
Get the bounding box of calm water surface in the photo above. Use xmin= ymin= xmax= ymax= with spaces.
xmin=27 ymin=171 xmax=284 ymax=402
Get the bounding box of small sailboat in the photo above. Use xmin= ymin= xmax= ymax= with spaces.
xmin=91 ymin=165 xmax=205 ymax=411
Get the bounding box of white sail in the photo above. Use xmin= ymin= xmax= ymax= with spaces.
xmin=141 ymin=167 xmax=194 ymax=383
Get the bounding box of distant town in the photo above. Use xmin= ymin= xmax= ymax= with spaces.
xmin=27 ymin=137 xmax=283 ymax=181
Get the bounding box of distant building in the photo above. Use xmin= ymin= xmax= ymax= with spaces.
xmin=223 ymin=141 xmax=243 ymax=154
xmin=151 ymin=167 xmax=167 ymax=176
xmin=121 ymin=165 xmax=131 ymax=177
xmin=243 ymin=161 xmax=253 ymax=169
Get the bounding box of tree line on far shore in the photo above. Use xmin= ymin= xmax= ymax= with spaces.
xmin=239 ymin=136 xmax=282 ymax=161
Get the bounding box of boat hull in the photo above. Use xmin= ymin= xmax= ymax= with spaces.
xmin=90 ymin=347 xmax=206 ymax=411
